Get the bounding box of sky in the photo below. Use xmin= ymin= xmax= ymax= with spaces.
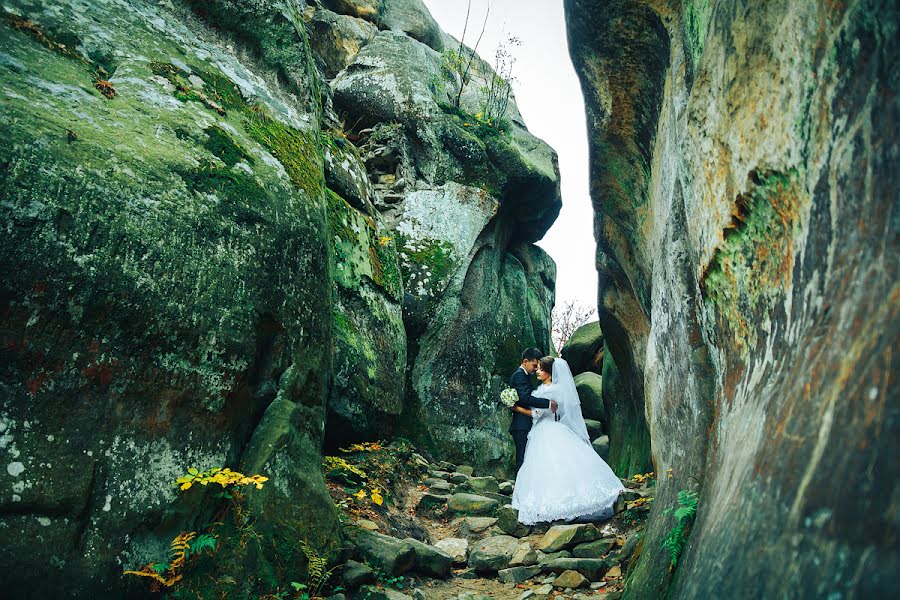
xmin=422 ymin=0 xmax=598 ymax=310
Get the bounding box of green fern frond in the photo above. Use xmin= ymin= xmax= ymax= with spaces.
xmin=661 ymin=488 xmax=700 ymax=570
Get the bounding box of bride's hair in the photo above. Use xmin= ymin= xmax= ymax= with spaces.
xmin=538 ymin=356 xmax=554 ymax=374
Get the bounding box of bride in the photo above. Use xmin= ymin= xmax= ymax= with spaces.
xmin=510 ymin=356 xmax=624 ymax=525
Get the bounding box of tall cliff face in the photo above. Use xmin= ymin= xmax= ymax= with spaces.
xmin=0 ymin=0 xmax=559 ymax=595
xmin=567 ymin=0 xmax=898 ymax=597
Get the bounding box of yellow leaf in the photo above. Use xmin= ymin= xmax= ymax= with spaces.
xmin=180 ymin=482 xmax=192 ymax=491
xmin=371 ymin=491 xmax=383 ymax=506
xmin=353 ymin=489 xmax=366 ymax=500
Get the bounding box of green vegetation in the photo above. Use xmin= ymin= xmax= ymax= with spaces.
xmin=245 ymin=107 xmax=323 ymax=200
xmin=203 ymin=125 xmax=253 ymax=166
xmin=684 ymin=0 xmax=712 ymax=63
xmin=661 ymin=489 xmax=699 ymax=570
xmin=702 ymin=170 xmax=805 ymax=351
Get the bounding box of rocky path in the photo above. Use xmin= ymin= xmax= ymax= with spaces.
xmin=326 ymin=445 xmax=652 ymax=600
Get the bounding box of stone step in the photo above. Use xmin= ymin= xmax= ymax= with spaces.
xmin=448 ymin=493 xmax=499 ymax=515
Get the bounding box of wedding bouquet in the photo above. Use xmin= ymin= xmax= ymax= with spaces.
xmin=500 ymin=387 xmax=518 ymax=408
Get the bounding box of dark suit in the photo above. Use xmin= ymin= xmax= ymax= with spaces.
xmin=509 ymin=367 xmax=551 ymax=472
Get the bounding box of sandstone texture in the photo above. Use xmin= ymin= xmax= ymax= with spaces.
xmin=566 ymin=0 xmax=899 ymax=597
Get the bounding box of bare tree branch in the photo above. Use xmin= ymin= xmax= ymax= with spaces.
xmin=552 ymin=300 xmax=597 ymax=351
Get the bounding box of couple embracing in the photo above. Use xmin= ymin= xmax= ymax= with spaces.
xmin=507 ymin=348 xmax=624 ymax=525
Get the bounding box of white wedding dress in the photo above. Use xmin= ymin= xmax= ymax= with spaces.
xmin=511 ymin=358 xmax=624 ymax=525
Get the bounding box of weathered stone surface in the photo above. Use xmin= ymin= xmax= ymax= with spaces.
xmin=349 ymin=530 xmax=415 ymax=576
xmin=448 ymin=472 xmax=470 ymax=484
xmin=560 ymin=321 xmax=604 ymax=376
xmin=584 ymin=419 xmax=604 ymax=440
xmin=498 ymin=565 xmax=542 ymax=584
xmin=0 ymin=0 xmax=342 ymax=596
xmin=574 ymin=372 xmax=606 ymax=423
xmin=460 ymin=516 xmax=498 ymax=536
xmin=538 ymin=524 xmax=602 ymax=553
xmin=457 ymin=476 xmax=500 ymax=495
xmin=404 ymin=538 xmax=453 ymax=578
xmin=591 ymin=435 xmax=610 ymax=461
xmin=572 ymin=538 xmax=615 ymax=559
xmin=468 ymin=535 xmax=521 ymax=573
xmin=343 ymin=560 xmax=376 ymax=589
xmin=455 ymin=465 xmax=475 ymax=476
xmin=537 ymin=550 xmax=571 ymax=565
xmin=509 ymin=542 xmax=540 ymax=567
xmin=434 ymin=537 xmax=468 ymax=565
xmin=356 ymin=585 xmax=414 ymax=600
xmin=554 ymin=569 xmax=589 ymax=589
xmin=481 ymin=492 xmax=512 ymax=506
xmin=497 ymin=505 xmax=531 ymax=538
xmin=543 ymin=558 xmax=610 ymax=581
xmin=428 ymin=480 xmax=453 ymax=493
xmin=448 ymin=493 xmax=499 ymax=516
xmin=417 ymin=492 xmax=450 ymax=511
xmin=377 ymin=0 xmax=444 ymax=51
xmin=307 ymin=6 xmax=378 ymax=79
xmin=499 ymin=481 xmax=515 ymax=495
xmin=567 ymin=0 xmax=899 ymax=597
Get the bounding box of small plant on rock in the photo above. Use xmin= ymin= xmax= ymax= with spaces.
xmin=661 ymin=488 xmax=699 ymax=570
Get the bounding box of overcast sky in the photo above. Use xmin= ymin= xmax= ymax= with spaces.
xmin=422 ymin=0 xmax=598 ymax=310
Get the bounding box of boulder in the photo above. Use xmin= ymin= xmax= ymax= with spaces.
xmin=455 ymin=465 xmax=475 ymax=476
xmin=497 ymin=505 xmax=531 ymax=538
xmin=538 ymin=524 xmax=603 ymax=553
xmin=533 ymin=584 xmax=554 ymax=597
xmin=349 ymin=530 xmax=415 ymax=576
xmin=481 ymin=492 xmax=512 ymax=506
xmin=437 ymin=461 xmax=457 ymax=471
xmin=572 ymin=538 xmax=615 ymax=559
xmin=448 ymin=494 xmax=499 ymax=516
xmin=457 ymin=476 xmax=500 ymax=495
xmin=355 ymin=585 xmax=414 ymax=600
xmin=434 ymin=537 xmax=468 ymax=565
xmin=403 ymin=538 xmax=453 ymax=578
xmin=509 ymin=543 xmax=540 ymax=567
xmin=417 ymin=493 xmax=450 ymax=511
xmin=306 ymin=6 xmax=378 ymax=79
xmin=342 ymin=560 xmax=375 ymax=589
xmin=321 ymin=0 xmax=382 ymax=21
xmin=554 ymin=570 xmax=589 ymax=589
xmin=542 ymin=558 xmax=610 ymax=581
xmin=498 ymin=565 xmax=542 ymax=584
xmin=560 ymin=321 xmax=604 ymax=376
xmin=468 ymin=535 xmax=521 ymax=573
xmin=428 ymin=480 xmax=453 ymax=494
xmin=584 ymin=419 xmax=604 ymax=440
xmin=448 ymin=472 xmax=469 ymax=484
xmin=591 ymin=435 xmax=610 ymax=461
xmin=499 ymin=481 xmax=515 ymax=495
xmin=538 ymin=550 xmax=571 ymax=565
xmin=460 ymin=517 xmax=498 ymax=536
xmin=376 ymin=0 xmax=444 ymax=51
xmin=573 ymin=372 xmax=606 ymax=423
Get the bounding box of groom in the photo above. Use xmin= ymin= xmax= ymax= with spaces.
xmin=509 ymin=348 xmax=558 ymax=473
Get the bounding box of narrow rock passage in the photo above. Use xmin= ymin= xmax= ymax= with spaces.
xmin=329 ymin=442 xmax=651 ymax=599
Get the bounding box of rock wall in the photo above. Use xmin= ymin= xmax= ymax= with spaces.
xmin=567 ymin=0 xmax=898 ymax=597
xmin=315 ymin=0 xmax=561 ymax=473
xmin=0 ymin=0 xmax=559 ymax=594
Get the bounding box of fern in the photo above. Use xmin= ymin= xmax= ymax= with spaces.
xmin=300 ymin=542 xmax=337 ymax=596
xmin=661 ymin=489 xmax=699 ymax=570
xmin=185 ymin=533 xmax=218 ymax=558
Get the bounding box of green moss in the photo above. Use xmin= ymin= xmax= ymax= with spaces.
xmin=203 ymin=125 xmax=253 ymax=166
xmin=371 ymin=234 xmax=404 ymax=302
xmin=684 ymin=0 xmax=712 ymax=64
xmin=702 ymin=170 xmax=806 ymax=351
xmin=246 ymin=109 xmax=323 ymax=200
xmin=397 ymin=234 xmax=456 ymax=286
